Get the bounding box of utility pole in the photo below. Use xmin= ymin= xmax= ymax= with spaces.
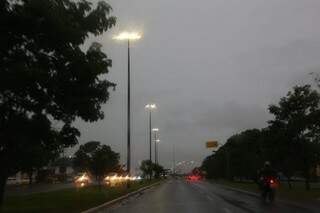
xmin=127 ymin=39 xmax=131 ymax=177
xmin=172 ymin=143 xmax=176 ymax=175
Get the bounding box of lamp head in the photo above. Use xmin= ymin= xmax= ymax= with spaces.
xmin=145 ymin=103 xmax=157 ymax=110
xmin=113 ymin=32 xmax=142 ymax=41
xmin=152 ymin=128 xmax=159 ymax=132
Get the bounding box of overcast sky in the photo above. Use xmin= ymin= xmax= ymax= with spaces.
xmin=72 ymin=0 xmax=320 ymax=172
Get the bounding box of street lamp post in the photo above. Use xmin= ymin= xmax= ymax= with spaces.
xmin=152 ymin=128 xmax=159 ymax=164
xmin=145 ymin=104 xmax=157 ymax=163
xmin=113 ymin=32 xmax=141 ymax=177
xmin=155 ymin=139 xmax=160 ymax=164
xmin=172 ymin=143 xmax=175 ymax=175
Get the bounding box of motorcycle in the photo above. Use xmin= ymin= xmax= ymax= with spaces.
xmin=260 ymin=176 xmax=278 ymax=203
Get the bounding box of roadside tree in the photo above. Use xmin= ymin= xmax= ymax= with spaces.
xmin=140 ymin=160 xmax=154 ymax=179
xmin=0 ymin=0 xmax=116 ymax=204
xmin=73 ymin=141 xmax=120 ymax=186
xmin=268 ymin=85 xmax=320 ymax=190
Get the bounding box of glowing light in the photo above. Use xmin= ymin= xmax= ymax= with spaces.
xmin=187 ymin=175 xmax=201 ymax=181
xmin=145 ymin=103 xmax=157 ymax=110
xmin=152 ymin=128 xmax=159 ymax=132
xmin=156 ymin=139 xmax=160 ymax=143
xmin=104 ymin=174 xmax=142 ymax=187
xmin=113 ymin=32 xmax=142 ymax=41
xmin=75 ymin=173 xmax=90 ymax=188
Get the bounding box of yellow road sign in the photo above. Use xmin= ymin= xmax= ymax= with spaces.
xmin=206 ymin=141 xmax=218 ymax=148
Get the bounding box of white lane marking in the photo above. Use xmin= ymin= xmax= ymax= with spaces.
xmin=223 ymin=208 xmax=232 ymax=213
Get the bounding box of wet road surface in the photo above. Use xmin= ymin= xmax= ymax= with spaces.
xmin=100 ymin=178 xmax=317 ymax=213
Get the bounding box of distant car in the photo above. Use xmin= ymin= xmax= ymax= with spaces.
xmin=74 ymin=173 xmax=90 ymax=187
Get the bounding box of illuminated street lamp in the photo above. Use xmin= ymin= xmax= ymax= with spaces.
xmin=113 ymin=32 xmax=142 ymax=41
xmin=113 ymin=31 xmax=142 ymax=177
xmin=145 ymin=103 xmax=157 ymax=163
xmin=145 ymin=104 xmax=157 ymax=110
xmin=152 ymin=128 xmax=159 ymax=132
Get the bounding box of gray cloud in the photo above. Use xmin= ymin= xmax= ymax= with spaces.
xmin=71 ymin=0 xmax=320 ymax=172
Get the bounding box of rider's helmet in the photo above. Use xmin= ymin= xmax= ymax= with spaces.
xmin=264 ymin=161 xmax=271 ymax=167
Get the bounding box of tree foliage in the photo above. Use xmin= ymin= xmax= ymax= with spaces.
xmin=201 ymin=85 xmax=320 ymax=190
xmin=140 ymin=160 xmax=154 ymax=179
xmin=268 ymin=85 xmax=320 ymax=189
xmin=139 ymin=160 xmax=165 ymax=179
xmin=202 ymin=129 xmax=262 ymax=180
xmin=153 ymin=164 xmax=165 ymax=178
xmin=0 ymin=0 xmax=116 ymax=204
xmin=73 ymin=141 xmax=120 ymax=184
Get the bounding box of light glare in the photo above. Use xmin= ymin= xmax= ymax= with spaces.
xmin=113 ymin=32 xmax=142 ymax=40
xmin=145 ymin=103 xmax=157 ymax=110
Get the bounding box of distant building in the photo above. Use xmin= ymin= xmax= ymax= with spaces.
xmin=7 ymin=172 xmax=33 ymax=185
xmin=6 ymin=157 xmax=75 ymax=185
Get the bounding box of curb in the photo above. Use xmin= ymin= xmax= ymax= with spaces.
xmin=81 ymin=181 xmax=162 ymax=213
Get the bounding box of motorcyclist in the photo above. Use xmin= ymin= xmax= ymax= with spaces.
xmin=257 ymin=161 xmax=278 ymax=202
xmin=258 ymin=161 xmax=277 ymax=179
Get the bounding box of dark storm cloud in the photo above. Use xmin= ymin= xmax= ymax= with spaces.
xmin=72 ymin=0 xmax=320 ymax=172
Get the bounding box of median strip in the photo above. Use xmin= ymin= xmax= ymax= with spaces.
xmin=2 ymin=180 xmax=163 ymax=213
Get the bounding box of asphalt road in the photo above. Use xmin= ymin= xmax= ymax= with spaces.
xmin=101 ymin=178 xmax=317 ymax=213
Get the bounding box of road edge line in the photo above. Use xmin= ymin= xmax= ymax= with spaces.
xmin=81 ymin=181 xmax=163 ymax=213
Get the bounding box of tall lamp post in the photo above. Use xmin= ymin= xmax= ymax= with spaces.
xmin=145 ymin=103 xmax=157 ymax=163
xmin=152 ymin=128 xmax=159 ymax=164
xmin=113 ymin=32 xmax=141 ymax=176
xmin=172 ymin=143 xmax=175 ymax=175
xmin=155 ymin=139 xmax=160 ymax=164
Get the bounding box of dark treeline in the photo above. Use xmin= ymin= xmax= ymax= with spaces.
xmin=140 ymin=160 xmax=166 ymax=179
xmin=201 ymin=85 xmax=320 ymax=190
xmin=0 ymin=0 xmax=116 ymax=205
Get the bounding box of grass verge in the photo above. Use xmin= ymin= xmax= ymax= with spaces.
xmin=212 ymin=179 xmax=320 ymax=202
xmin=1 ymin=179 xmax=161 ymax=213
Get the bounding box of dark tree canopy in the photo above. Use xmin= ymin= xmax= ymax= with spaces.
xmin=0 ymin=0 xmax=116 ymax=204
xmin=201 ymin=85 xmax=320 ymax=190
xmin=153 ymin=163 xmax=165 ymax=178
xmin=73 ymin=141 xmax=120 ymax=184
xmin=268 ymin=85 xmax=320 ymax=189
xmin=139 ymin=160 xmax=165 ymax=179
xmin=201 ymin=129 xmax=262 ymax=180
xmin=140 ymin=160 xmax=154 ymax=179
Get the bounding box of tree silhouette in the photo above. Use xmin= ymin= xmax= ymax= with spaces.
xmin=74 ymin=141 xmax=120 ymax=187
xmin=0 ymin=0 xmax=116 ymax=204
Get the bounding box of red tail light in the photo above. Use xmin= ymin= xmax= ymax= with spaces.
xmin=187 ymin=175 xmax=201 ymax=181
